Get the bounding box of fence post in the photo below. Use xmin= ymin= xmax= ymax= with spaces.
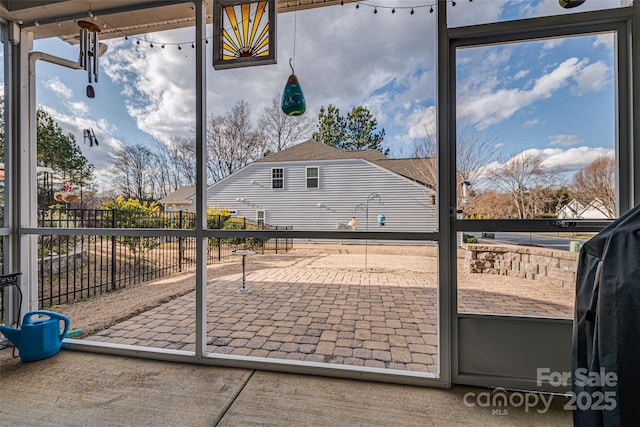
xmin=111 ymin=208 xmax=117 ymax=291
xmin=178 ymin=210 xmax=183 ymax=272
xmin=217 ymin=215 xmax=222 ymax=261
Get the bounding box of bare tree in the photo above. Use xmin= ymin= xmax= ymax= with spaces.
xmin=258 ymin=94 xmax=313 ymax=154
xmin=110 ymin=144 xmax=158 ymax=200
xmin=463 ymin=191 xmax=519 ymax=219
xmin=207 ymin=100 xmax=265 ymax=182
xmin=173 ymin=136 xmax=197 ymax=186
xmin=150 ymin=137 xmax=196 ymax=196
xmin=570 ymin=155 xmax=616 ymax=218
xmin=412 ymin=125 xmax=500 ymax=208
xmin=485 ymin=151 xmax=557 ymax=219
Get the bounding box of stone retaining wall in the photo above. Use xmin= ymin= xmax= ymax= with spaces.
xmin=39 ymin=251 xmax=87 ymax=276
xmin=463 ymin=243 xmax=578 ymax=288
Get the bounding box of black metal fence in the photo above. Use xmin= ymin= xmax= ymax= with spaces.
xmin=0 ymin=209 xmax=292 ymax=323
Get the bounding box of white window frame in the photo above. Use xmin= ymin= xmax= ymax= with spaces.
xmin=306 ymin=166 xmax=319 ymax=189
xmin=271 ymin=167 xmax=284 ymax=189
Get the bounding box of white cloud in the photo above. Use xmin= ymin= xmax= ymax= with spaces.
xmin=44 ymin=77 xmax=73 ymax=99
xmin=68 ymin=101 xmax=89 ymax=115
xmin=542 ymin=38 xmax=564 ymax=51
xmin=484 ymin=146 xmax=614 ymax=177
xmin=524 ymin=119 xmax=540 ymax=128
xmin=405 ymin=106 xmax=436 ymax=140
xmin=458 ymin=57 xmax=591 ymax=129
xmin=539 ymin=146 xmax=614 ymax=172
xmin=548 ymin=134 xmax=582 ymax=147
xmin=100 ymin=6 xmax=443 ymax=145
xmin=571 ymin=60 xmax=609 ymax=95
xmin=594 ymin=34 xmax=615 ymax=49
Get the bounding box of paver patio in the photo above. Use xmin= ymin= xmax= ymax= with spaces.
xmin=85 ymin=246 xmax=575 ymax=374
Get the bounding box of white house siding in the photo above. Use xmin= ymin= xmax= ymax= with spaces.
xmin=204 ymin=158 xmax=437 ymax=233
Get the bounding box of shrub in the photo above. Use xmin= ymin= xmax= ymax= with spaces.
xmin=463 ymin=234 xmax=478 ymax=244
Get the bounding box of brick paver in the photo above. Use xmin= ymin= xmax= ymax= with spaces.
xmin=87 ymin=250 xmax=574 ymax=374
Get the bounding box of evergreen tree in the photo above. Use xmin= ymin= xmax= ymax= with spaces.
xmin=312 ymin=104 xmax=386 ymax=154
xmin=36 ymin=108 xmax=94 ymax=188
xmin=345 ymin=106 xmax=386 ymax=153
xmin=0 ymin=100 xmax=94 ymax=189
xmin=312 ymin=104 xmax=346 ymax=148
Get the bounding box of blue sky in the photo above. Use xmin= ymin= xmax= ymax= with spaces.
xmin=1 ymin=0 xmax=628 ymax=191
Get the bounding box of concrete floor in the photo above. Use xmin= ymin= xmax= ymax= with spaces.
xmin=0 ymin=349 xmax=572 ymax=426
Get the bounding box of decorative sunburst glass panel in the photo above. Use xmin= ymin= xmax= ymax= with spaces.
xmin=213 ymin=0 xmax=277 ymax=70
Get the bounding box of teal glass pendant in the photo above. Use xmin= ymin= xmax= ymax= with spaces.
xmin=281 ymin=73 xmax=306 ymax=116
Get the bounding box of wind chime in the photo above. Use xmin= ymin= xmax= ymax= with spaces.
xmin=281 ymin=11 xmax=306 ymax=116
xmin=77 ymin=20 xmax=102 ymax=98
xmin=83 ymin=128 xmax=99 ymax=147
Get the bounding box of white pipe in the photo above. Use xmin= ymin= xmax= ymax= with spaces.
xmin=29 ymin=51 xmax=82 ymax=72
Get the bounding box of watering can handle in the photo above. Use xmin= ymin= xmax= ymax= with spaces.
xmin=26 ymin=310 xmax=70 ymax=342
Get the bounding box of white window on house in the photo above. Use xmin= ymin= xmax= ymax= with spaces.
xmin=272 ymin=168 xmax=284 ymax=189
xmin=256 ymin=210 xmax=265 ymax=228
xmin=306 ymin=167 xmax=319 ymax=188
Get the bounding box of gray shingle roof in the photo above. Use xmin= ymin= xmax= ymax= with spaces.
xmin=371 ymin=158 xmax=436 ymax=188
xmin=256 ymin=139 xmax=386 ymax=163
xmin=159 ymin=185 xmax=196 ymax=205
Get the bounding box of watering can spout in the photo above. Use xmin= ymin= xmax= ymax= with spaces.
xmin=0 ymin=325 xmax=20 ymax=346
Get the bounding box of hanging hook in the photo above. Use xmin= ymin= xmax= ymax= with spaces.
xmin=289 ymin=57 xmax=295 ymax=75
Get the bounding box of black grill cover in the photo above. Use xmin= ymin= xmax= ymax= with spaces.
xmin=573 ymin=204 xmax=640 ymax=426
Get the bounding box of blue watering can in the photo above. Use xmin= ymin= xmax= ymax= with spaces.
xmin=0 ymin=310 xmax=70 ymax=362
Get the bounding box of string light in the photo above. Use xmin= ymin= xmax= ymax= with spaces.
xmin=32 ymin=1 xmax=473 ymax=56
xmin=347 ymin=1 xmax=469 ymax=14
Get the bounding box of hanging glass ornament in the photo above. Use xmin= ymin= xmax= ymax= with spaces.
xmin=281 ymin=59 xmax=306 ymax=116
xmin=558 ymin=0 xmax=586 ymax=8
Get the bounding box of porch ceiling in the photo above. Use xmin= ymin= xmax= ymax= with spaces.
xmin=0 ymin=0 xmax=358 ymax=42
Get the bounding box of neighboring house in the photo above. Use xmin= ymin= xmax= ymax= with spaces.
xmin=159 ymin=185 xmax=196 ymax=212
xmin=161 ymin=140 xmax=437 ymax=233
xmin=556 ymin=198 xmax=611 ymax=219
